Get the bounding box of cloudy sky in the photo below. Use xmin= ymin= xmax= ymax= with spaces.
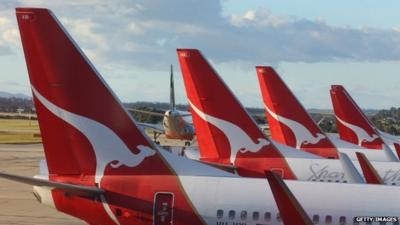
xmin=1 ymin=0 xmax=400 ymax=109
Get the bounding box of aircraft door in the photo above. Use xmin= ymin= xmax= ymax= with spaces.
xmin=154 ymin=192 xmax=174 ymax=225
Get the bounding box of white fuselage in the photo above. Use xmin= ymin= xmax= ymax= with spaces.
xmin=287 ymin=157 xmax=400 ymax=185
xmin=185 ymin=141 xmax=400 ymax=185
xmin=328 ymin=133 xmax=398 ymax=161
xmin=180 ymin=176 xmax=400 ymax=225
xmin=34 ymin=149 xmax=400 ymax=225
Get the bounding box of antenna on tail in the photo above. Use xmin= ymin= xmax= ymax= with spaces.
xmin=170 ymin=64 xmax=176 ymax=110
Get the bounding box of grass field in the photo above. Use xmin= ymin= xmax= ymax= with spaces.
xmin=0 ymin=118 xmax=41 ymax=144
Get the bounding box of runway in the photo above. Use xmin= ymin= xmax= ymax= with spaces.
xmin=0 ymin=144 xmax=85 ymax=225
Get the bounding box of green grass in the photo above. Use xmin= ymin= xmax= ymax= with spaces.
xmin=0 ymin=119 xmax=41 ymax=144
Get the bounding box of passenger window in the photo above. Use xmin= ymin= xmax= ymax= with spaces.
xmin=264 ymin=212 xmax=271 ymax=222
xmin=240 ymin=211 xmax=247 ymax=220
xmin=216 ymin=209 xmax=223 ymax=219
xmin=276 ymin=213 xmax=282 ymax=222
xmin=228 ymin=210 xmax=235 ymax=220
xmin=325 ymin=215 xmax=332 ymax=225
xmin=252 ymin=212 xmax=260 ymax=221
xmin=339 ymin=216 xmax=346 ymax=225
xmin=313 ymin=215 xmax=320 ymax=224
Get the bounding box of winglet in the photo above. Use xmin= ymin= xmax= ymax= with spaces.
xmin=355 ymin=152 xmax=384 ymax=184
xmin=265 ymin=171 xmax=313 ymax=225
xmin=394 ymin=143 xmax=400 ymax=159
xmin=339 ymin=152 xmax=364 ymax=184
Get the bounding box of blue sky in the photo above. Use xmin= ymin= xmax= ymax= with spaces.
xmin=0 ymin=0 xmax=400 ymax=109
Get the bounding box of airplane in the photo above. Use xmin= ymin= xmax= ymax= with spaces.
xmin=330 ymin=84 xmax=400 ymax=152
xmin=177 ymin=49 xmax=400 ymax=185
xmin=6 ymin=7 xmax=400 ymax=225
xmin=128 ymin=65 xmax=195 ymax=146
xmin=256 ymin=66 xmax=398 ymax=162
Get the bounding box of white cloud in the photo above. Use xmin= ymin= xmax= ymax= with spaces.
xmin=127 ymin=22 xmax=145 ymax=35
xmin=0 ymin=1 xmax=400 ymax=107
xmin=229 ymin=9 xmax=289 ymax=28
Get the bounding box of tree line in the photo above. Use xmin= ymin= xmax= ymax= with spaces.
xmin=1 ymin=98 xmax=398 ymax=135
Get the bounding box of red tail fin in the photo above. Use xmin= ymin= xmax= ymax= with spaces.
xmin=17 ymin=8 xmax=208 ymax=225
xmin=355 ymin=152 xmax=384 ymax=184
xmin=330 ymin=85 xmax=383 ymax=149
xmin=16 ymin=8 xmax=173 ymax=180
xmin=256 ymin=66 xmax=339 ymax=159
xmin=177 ymin=49 xmax=296 ymax=179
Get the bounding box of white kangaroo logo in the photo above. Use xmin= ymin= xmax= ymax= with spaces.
xmin=33 ymin=87 xmax=157 ymax=225
xmin=32 ymin=87 xmax=156 ymax=184
xmin=335 ymin=116 xmax=379 ymax=145
xmin=264 ymin=104 xmax=326 ymax=149
xmin=189 ymin=101 xmax=270 ymax=164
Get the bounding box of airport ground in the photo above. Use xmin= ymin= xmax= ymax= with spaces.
xmin=0 ymin=118 xmax=41 ymax=144
xmin=0 ymin=118 xmax=192 ymax=224
xmin=0 ymin=144 xmax=85 ymax=225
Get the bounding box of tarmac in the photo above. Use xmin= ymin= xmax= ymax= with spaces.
xmin=0 ymin=144 xmax=85 ymax=225
xmin=0 ymin=137 xmax=195 ymax=225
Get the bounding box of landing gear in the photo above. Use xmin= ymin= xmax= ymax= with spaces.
xmin=185 ymin=141 xmax=191 ymax=146
xmin=153 ymin=131 xmax=162 ymax=145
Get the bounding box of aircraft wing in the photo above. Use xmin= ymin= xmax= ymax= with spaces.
xmin=137 ymin=122 xmax=164 ymax=133
xmin=0 ymin=172 xmax=104 ymax=197
xmin=127 ymin=108 xmax=165 ymax=117
xmin=265 ymin=171 xmax=313 ymax=225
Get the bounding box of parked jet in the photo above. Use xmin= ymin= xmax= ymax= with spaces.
xmin=256 ymin=66 xmax=398 ymax=162
xmin=128 ymin=65 xmax=195 ymax=146
xmin=177 ymin=49 xmax=400 ymax=185
xmin=330 ymin=85 xmax=400 ymax=152
xmin=4 ymin=8 xmax=400 ymax=225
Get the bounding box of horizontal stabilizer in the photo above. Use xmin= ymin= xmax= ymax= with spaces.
xmin=137 ymin=122 xmax=164 ymax=133
xmin=127 ymin=108 xmax=166 ymax=117
xmin=197 ymin=160 xmax=237 ymax=173
xmin=0 ymin=172 xmax=104 ymax=197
